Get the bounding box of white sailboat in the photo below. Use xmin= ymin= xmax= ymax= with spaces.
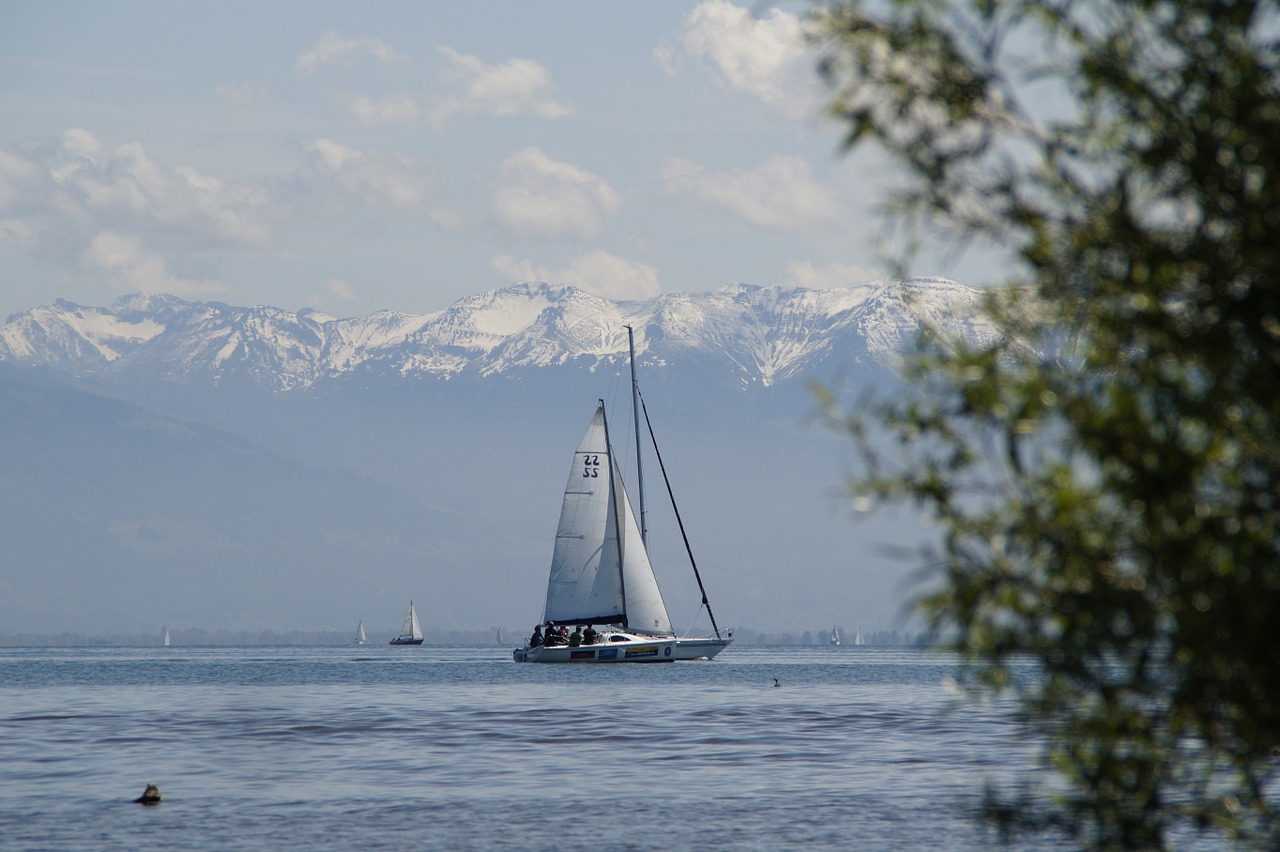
xmin=513 ymin=402 xmax=678 ymax=663
xmin=163 ymin=627 xmax=171 ymax=647
xmin=389 ymin=600 xmax=424 ymax=645
xmin=830 ymin=626 xmax=841 ymax=646
xmin=356 ymin=620 xmax=367 ymax=645
xmin=855 ymin=625 xmax=864 ymax=646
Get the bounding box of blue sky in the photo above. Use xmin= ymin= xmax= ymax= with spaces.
xmin=0 ymin=1 xmax=991 ymax=321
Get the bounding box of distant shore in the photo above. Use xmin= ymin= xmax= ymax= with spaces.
xmin=0 ymin=626 xmax=931 ymax=648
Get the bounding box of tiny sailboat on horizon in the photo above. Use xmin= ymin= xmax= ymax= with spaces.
xmin=389 ymin=601 xmax=424 ymax=646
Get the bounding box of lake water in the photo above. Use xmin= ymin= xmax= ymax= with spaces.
xmin=0 ymin=645 xmax=1071 ymax=850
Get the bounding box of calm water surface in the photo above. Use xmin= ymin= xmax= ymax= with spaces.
xmin=0 ymin=645 xmax=1067 ymax=850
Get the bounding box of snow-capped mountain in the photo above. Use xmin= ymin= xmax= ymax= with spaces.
xmin=0 ymin=278 xmax=990 ymax=392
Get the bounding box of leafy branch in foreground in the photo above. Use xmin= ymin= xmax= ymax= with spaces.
xmin=812 ymin=1 xmax=1280 ymax=847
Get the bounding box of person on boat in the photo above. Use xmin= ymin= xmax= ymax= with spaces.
xmin=544 ymin=622 xmax=563 ymax=646
xmin=582 ymin=624 xmax=598 ymax=645
xmin=529 ymin=625 xmax=544 ymax=647
xmin=558 ymin=624 xmax=570 ymax=644
xmin=569 ymin=625 xmax=582 ymax=647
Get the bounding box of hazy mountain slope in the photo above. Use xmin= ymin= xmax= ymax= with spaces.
xmin=0 ymin=368 xmax=463 ymax=636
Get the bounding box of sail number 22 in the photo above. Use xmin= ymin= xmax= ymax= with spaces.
xmin=581 ymin=454 xmax=601 ymax=478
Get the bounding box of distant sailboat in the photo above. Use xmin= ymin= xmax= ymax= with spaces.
xmin=496 ymin=626 xmax=505 ymax=645
xmin=163 ymin=627 xmax=171 ymax=647
xmin=356 ymin=620 xmax=367 ymax=645
xmin=830 ymin=626 xmax=841 ymax=646
xmin=389 ymin=601 xmax=424 ymax=646
xmin=855 ymin=625 xmax=864 ymax=646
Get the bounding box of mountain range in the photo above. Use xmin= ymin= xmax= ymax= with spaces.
xmin=0 ymin=279 xmax=980 ymax=639
xmin=1 ymin=278 xmax=987 ymax=390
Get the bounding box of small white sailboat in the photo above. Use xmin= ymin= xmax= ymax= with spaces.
xmin=356 ymin=620 xmax=367 ymax=645
xmin=855 ymin=625 xmax=864 ymax=646
xmin=513 ymin=403 xmax=677 ymax=664
xmin=830 ymin=626 xmax=841 ymax=646
xmin=389 ymin=600 xmax=424 ymax=645
xmin=163 ymin=627 xmax=171 ymax=647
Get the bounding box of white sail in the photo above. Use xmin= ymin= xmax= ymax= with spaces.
xmin=613 ymin=459 xmax=672 ymax=635
xmin=543 ymin=407 xmax=627 ymax=626
xmin=401 ymin=602 xmax=424 ymax=640
xmin=356 ymin=620 xmax=367 ymax=645
xmin=163 ymin=627 xmax=170 ymax=647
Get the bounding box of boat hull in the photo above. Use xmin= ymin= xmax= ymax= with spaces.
xmin=673 ymin=636 xmax=732 ymax=660
xmin=389 ymin=638 xmax=424 ymax=645
xmin=513 ymin=634 xmax=676 ymax=663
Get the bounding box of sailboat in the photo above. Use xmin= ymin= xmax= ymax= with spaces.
xmin=513 ymin=402 xmax=678 ymax=663
xmin=830 ymin=626 xmax=841 ymax=646
xmin=356 ymin=620 xmax=367 ymax=645
xmin=855 ymin=625 xmax=864 ymax=646
xmin=514 ymin=327 xmax=731 ymax=663
xmin=389 ymin=600 xmax=424 ymax=645
xmin=163 ymin=627 xmax=171 ymax=647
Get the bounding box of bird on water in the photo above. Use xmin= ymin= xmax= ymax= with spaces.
xmin=133 ymin=784 xmax=162 ymax=805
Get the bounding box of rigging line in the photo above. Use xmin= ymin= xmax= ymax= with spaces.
xmin=599 ymin=400 xmax=630 ymax=630
xmin=638 ymin=392 xmax=722 ymax=641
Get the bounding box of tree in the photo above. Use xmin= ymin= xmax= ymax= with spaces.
xmin=811 ymin=1 xmax=1280 ymax=847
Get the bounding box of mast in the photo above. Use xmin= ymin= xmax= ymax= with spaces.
xmin=600 ymin=400 xmax=629 ymax=629
xmin=640 ymin=395 xmax=723 ymax=640
xmin=625 ymin=325 xmax=647 ymax=545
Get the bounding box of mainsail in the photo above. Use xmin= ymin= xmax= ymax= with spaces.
xmin=401 ymin=603 xmax=423 ymax=640
xmin=542 ymin=403 xmax=672 ymax=634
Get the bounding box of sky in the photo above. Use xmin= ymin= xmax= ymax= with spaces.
xmin=0 ymin=1 xmax=994 ymax=324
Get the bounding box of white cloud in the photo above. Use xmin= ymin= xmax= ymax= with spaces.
xmin=323 ymin=277 xmax=355 ymax=301
xmin=428 ymin=47 xmax=572 ymax=127
xmin=676 ymin=0 xmax=823 ymax=120
xmin=662 ymin=154 xmax=843 ymax=231
xmin=307 ymin=138 xmax=429 ymax=209
xmin=345 ymin=93 xmax=420 ymax=126
xmin=62 ymin=128 xmax=102 ymax=160
xmin=783 ymin=260 xmax=882 ymax=290
xmin=492 ymin=147 xmax=620 ymax=240
xmin=295 ymin=31 xmax=406 ymax=76
xmin=492 ymin=250 xmax=661 ymax=300
xmin=82 ymin=230 xmax=225 ymax=298
xmin=41 ymin=132 xmax=272 ymax=249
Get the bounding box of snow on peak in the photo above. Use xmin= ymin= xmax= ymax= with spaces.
xmin=0 ymin=278 xmax=985 ymax=390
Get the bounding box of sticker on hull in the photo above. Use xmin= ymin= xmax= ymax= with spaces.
xmin=624 ymin=645 xmax=659 ymax=659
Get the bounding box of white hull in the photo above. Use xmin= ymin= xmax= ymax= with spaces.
xmin=513 ymin=633 xmax=677 ymax=663
xmin=673 ymin=636 xmax=732 ymax=660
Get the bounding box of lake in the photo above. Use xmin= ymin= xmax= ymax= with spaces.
xmin=0 ymin=644 xmax=1069 ymax=850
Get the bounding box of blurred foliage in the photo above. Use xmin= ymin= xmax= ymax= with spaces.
xmin=811 ymin=0 xmax=1280 ymax=847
